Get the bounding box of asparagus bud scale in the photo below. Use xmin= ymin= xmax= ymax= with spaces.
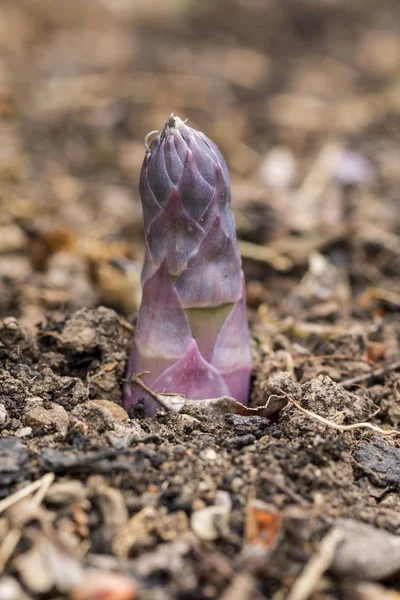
xmin=124 ymin=115 xmax=252 ymax=415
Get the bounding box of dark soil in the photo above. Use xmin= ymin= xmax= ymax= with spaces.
xmin=0 ymin=1 xmax=400 ymax=599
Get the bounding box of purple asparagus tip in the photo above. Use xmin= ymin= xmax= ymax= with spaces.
xmin=124 ymin=115 xmax=252 ymax=415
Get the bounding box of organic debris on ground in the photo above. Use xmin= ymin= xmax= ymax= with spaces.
xmin=0 ymin=0 xmax=400 ymax=598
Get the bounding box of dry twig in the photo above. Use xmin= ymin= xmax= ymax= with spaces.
xmin=127 ymin=373 xmax=174 ymax=411
xmin=261 ymin=473 xmax=308 ymax=506
xmin=340 ymin=361 xmax=400 ymax=389
xmin=238 ymin=240 xmax=293 ymax=271
xmin=286 ymin=527 xmax=344 ymax=600
xmin=0 ymin=473 xmax=55 ymax=516
xmin=278 ymin=389 xmax=400 ymax=437
xmin=295 ymin=354 xmax=371 ymax=365
xmin=0 ymin=473 xmax=55 ymax=573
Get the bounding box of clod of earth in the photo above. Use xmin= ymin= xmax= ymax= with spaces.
xmin=354 ymin=436 xmax=400 ymax=488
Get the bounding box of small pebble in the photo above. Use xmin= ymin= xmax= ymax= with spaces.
xmin=0 ymin=576 xmax=26 ymax=600
xmin=24 ymin=397 xmax=69 ymax=435
xmin=231 ymin=477 xmax=244 ymax=493
xmin=46 ymin=480 xmax=87 ymax=505
xmin=70 ymin=400 xmax=128 ymax=432
xmin=260 ymin=146 xmax=297 ymax=189
xmin=191 ymin=505 xmax=231 ymax=541
xmin=89 ymin=400 xmax=129 ymax=422
xmin=15 ymin=427 xmax=32 ymax=438
xmin=225 ymin=434 xmax=256 ymax=449
xmin=202 ymin=448 xmax=217 ymax=461
xmin=191 ymin=492 xmax=231 ymax=541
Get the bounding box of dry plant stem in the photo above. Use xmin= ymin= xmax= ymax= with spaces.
xmin=286 ymin=527 xmax=344 ymax=600
xmin=267 ymin=225 xmax=347 ymax=266
xmin=32 ymin=473 xmax=55 ymax=506
xmin=116 ymin=316 xmax=134 ymax=332
xmin=128 ymin=373 xmax=174 ymax=411
xmin=359 ymin=226 xmax=400 ymax=256
xmin=363 ymin=287 xmax=400 ymax=307
xmin=278 ymin=389 xmax=400 ymax=437
xmin=0 ymin=473 xmax=55 ymax=573
xmin=238 ymin=239 xmax=293 ymax=271
xmin=0 ymin=530 xmax=21 ymax=574
xmin=261 ymin=473 xmax=309 ymax=506
xmin=0 ymin=472 xmax=55 ymax=516
xmin=340 ymin=361 xmax=400 ymax=388
xmin=295 ymin=354 xmax=372 ymax=365
xmin=88 ymin=361 xmax=118 ymax=381
xmin=239 ymin=226 xmax=347 ymax=271
xmin=298 ymin=143 xmax=343 ymax=200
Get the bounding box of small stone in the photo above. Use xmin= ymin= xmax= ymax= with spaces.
xmin=23 ymin=397 xmax=69 ymax=436
xmin=0 ymin=576 xmax=28 ymax=600
xmin=201 ymin=448 xmax=217 ymax=461
xmin=191 ymin=493 xmax=231 ymax=541
xmin=260 ymin=146 xmax=297 ymax=189
xmin=70 ymin=400 xmax=129 ymax=432
xmin=225 ymin=414 xmax=269 ymax=436
xmin=15 ymin=427 xmax=32 ymax=438
xmin=89 ymin=400 xmax=128 ymax=422
xmin=72 ymin=421 xmax=90 ymax=435
xmin=332 ymin=519 xmax=400 ymax=580
xmin=225 ymin=434 xmax=256 ymax=449
xmin=191 ymin=505 xmax=230 ymax=541
xmin=231 ymin=477 xmax=244 ymax=493
xmin=46 ymin=480 xmax=87 ymax=505
xmin=355 ymin=436 xmax=400 ymax=487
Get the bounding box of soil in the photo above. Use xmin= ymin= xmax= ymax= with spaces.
xmin=0 ymin=1 xmax=400 ymax=599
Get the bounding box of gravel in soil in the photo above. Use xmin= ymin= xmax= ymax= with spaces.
xmin=0 ymin=1 xmax=400 ymax=599
xmin=1 ymin=303 xmax=400 ymax=599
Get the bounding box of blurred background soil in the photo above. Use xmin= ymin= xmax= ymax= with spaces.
xmin=0 ymin=1 xmax=400 ymax=599
xmin=0 ymin=0 xmax=399 ymax=323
